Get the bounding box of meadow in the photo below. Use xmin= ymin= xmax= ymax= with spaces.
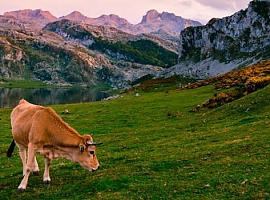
xmin=0 ymin=82 xmax=269 ymax=199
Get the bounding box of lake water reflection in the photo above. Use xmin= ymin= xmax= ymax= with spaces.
xmin=0 ymin=87 xmax=110 ymax=108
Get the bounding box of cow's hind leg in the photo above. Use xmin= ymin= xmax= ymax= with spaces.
xmin=32 ymin=156 xmax=40 ymax=175
xmin=18 ymin=143 xmax=37 ymax=191
xmin=18 ymin=145 xmax=27 ymax=176
xmin=43 ymin=157 xmax=51 ymax=184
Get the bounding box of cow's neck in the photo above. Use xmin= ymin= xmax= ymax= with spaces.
xmin=55 ymin=128 xmax=83 ymax=148
xmin=43 ymin=128 xmax=84 ymax=161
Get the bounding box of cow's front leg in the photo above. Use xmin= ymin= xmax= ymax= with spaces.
xmin=18 ymin=143 xmax=36 ymax=191
xmin=43 ymin=157 xmax=51 ymax=184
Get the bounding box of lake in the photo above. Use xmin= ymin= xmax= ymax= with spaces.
xmin=0 ymin=87 xmax=110 ymax=108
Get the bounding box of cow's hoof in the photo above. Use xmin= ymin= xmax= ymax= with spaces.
xmin=17 ymin=188 xmax=25 ymax=192
xmin=33 ymin=171 xmax=39 ymax=176
xmin=43 ymin=180 xmax=51 ymax=184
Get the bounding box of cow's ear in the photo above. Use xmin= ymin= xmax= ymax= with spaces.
xmin=79 ymin=144 xmax=85 ymax=153
xmin=83 ymin=134 xmax=93 ymax=145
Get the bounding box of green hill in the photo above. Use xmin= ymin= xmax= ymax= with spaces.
xmin=0 ymin=81 xmax=269 ymax=199
xmin=90 ymin=38 xmax=178 ymax=67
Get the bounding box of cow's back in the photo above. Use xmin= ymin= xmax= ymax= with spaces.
xmin=11 ymin=99 xmax=44 ymax=147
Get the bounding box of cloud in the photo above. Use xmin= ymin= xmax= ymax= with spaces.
xmin=194 ymin=0 xmax=249 ymax=11
xmin=178 ymin=0 xmax=192 ymax=7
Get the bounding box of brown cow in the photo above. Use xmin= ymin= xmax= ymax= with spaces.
xmin=7 ymin=99 xmax=100 ymax=191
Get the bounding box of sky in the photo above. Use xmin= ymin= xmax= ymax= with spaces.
xmin=0 ymin=0 xmax=251 ymax=24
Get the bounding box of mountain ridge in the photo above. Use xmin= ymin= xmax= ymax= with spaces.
xmin=4 ymin=9 xmax=57 ymax=28
xmin=3 ymin=9 xmax=201 ymax=40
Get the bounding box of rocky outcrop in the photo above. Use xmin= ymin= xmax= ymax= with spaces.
xmin=0 ymin=36 xmax=25 ymax=78
xmin=170 ymin=0 xmax=270 ymax=79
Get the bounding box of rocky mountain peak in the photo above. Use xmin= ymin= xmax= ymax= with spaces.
xmin=62 ymin=11 xmax=88 ymax=21
xmin=4 ymin=9 xmax=56 ymax=21
xmin=137 ymin=9 xmax=201 ymax=37
xmin=96 ymin=14 xmax=130 ymax=25
xmin=141 ymin=10 xmax=185 ymax=24
xmin=3 ymin=9 xmax=57 ymax=30
xmin=141 ymin=9 xmax=160 ymax=23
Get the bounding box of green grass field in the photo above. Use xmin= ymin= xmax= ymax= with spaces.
xmin=0 ymin=84 xmax=269 ymax=199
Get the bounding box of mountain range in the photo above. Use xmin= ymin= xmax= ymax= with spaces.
xmin=3 ymin=9 xmax=201 ymax=39
xmin=0 ymin=0 xmax=270 ymax=89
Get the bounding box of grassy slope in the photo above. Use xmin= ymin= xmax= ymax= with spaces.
xmin=90 ymin=38 xmax=178 ymax=67
xmin=0 ymin=84 xmax=269 ymax=199
xmin=0 ymin=80 xmax=50 ymax=89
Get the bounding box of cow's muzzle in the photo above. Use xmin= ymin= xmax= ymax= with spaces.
xmin=91 ymin=166 xmax=99 ymax=172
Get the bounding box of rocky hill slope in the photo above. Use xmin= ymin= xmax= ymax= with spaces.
xmin=0 ymin=17 xmax=178 ymax=88
xmin=186 ymin=60 xmax=270 ymax=109
xmin=165 ymin=0 xmax=270 ymax=79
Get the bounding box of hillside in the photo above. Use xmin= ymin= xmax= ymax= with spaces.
xmin=44 ymin=19 xmax=178 ymax=65
xmin=1 ymin=1 xmax=270 ymax=89
xmin=0 ymin=70 xmax=269 ymax=199
xmin=185 ymin=60 xmax=270 ymax=109
xmin=0 ymin=18 xmax=178 ymax=88
xmin=165 ymin=0 xmax=270 ymax=79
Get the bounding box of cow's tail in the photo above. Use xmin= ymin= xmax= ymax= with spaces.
xmin=7 ymin=139 xmax=16 ymax=157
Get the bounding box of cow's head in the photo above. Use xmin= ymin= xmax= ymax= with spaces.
xmin=75 ymin=135 xmax=100 ymax=172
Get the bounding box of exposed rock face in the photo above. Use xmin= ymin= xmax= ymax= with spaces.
xmin=170 ymin=0 xmax=270 ymax=79
xmin=0 ymin=35 xmax=25 ymax=78
xmin=0 ymin=16 xmax=26 ymax=31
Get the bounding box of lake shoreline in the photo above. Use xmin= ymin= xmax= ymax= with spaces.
xmin=0 ymin=86 xmax=110 ymax=108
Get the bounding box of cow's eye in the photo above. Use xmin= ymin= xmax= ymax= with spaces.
xmin=89 ymin=151 xmax=95 ymax=155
